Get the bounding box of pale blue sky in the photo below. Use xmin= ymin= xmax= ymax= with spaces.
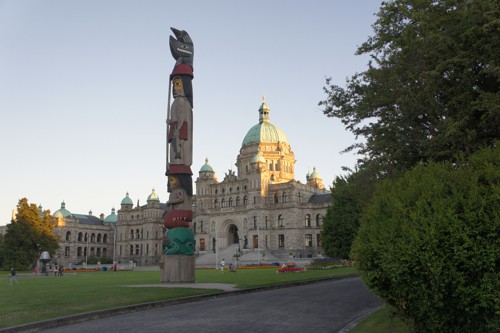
xmin=0 ymin=0 xmax=382 ymax=225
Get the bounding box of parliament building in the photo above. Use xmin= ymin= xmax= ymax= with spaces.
xmin=47 ymin=99 xmax=331 ymax=267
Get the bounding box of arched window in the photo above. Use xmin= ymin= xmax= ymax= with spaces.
xmin=243 ymin=196 xmax=248 ymax=205
xmin=221 ymin=198 xmax=226 ymax=207
xmin=131 ymin=230 xmax=134 ymax=239
xmin=91 ymin=233 xmax=96 ymax=242
xmin=282 ymin=192 xmax=287 ymax=203
xmin=305 ymin=214 xmax=311 ymax=227
xmin=229 ymin=197 xmax=233 ymax=207
xmin=297 ymin=192 xmax=302 ymax=203
xmin=274 ymin=192 xmax=279 ymax=204
xmin=278 ymin=215 xmax=284 ymax=227
xmin=78 ymin=232 xmax=83 ymax=241
xmin=214 ymin=199 xmax=218 ymax=208
xmin=65 ymin=231 xmax=71 ymax=241
xmin=136 ymin=229 xmax=140 ymax=239
xmin=103 ymin=234 xmax=108 ymax=243
xmin=316 ymin=214 xmax=323 ymax=226
xmin=236 ymin=196 xmax=240 ymax=206
xmin=97 ymin=234 xmax=102 ymax=243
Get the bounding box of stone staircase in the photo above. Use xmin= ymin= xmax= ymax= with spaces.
xmin=195 ymin=243 xmax=241 ymax=267
xmin=196 ymin=244 xmax=288 ymax=267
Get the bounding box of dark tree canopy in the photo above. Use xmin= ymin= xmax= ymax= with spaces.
xmin=3 ymin=198 xmax=59 ymax=270
xmin=321 ymin=169 xmax=376 ymax=258
xmin=319 ymin=2 xmax=499 ymax=330
xmin=319 ymin=0 xmax=499 ymax=175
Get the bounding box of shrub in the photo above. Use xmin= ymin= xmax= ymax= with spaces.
xmin=306 ymin=258 xmax=353 ymax=270
xmin=351 ymin=146 xmax=499 ymax=332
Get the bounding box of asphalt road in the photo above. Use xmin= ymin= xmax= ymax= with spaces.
xmin=38 ymin=277 xmax=381 ymax=333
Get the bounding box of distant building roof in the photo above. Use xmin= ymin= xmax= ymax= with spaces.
xmin=308 ymin=193 xmax=332 ymax=204
xmin=73 ymin=214 xmax=104 ymax=225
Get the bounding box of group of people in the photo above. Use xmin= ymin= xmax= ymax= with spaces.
xmin=33 ymin=263 xmax=64 ymax=276
xmin=52 ymin=264 xmax=64 ymax=277
xmin=220 ymin=259 xmax=236 ymax=273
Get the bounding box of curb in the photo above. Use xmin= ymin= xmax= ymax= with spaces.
xmin=0 ymin=274 xmax=359 ymax=333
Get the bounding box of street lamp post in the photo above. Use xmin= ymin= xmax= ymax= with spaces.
xmin=257 ymin=223 xmax=260 ymax=265
xmin=215 ymin=230 xmax=219 ymax=270
xmin=113 ymin=224 xmax=117 ymax=268
xmin=85 ymin=233 xmax=89 ymax=267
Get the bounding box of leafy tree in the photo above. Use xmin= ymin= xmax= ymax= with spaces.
xmin=319 ymin=0 xmax=499 ymax=175
xmin=321 ymin=169 xmax=377 ymax=258
xmin=3 ymin=198 xmax=59 ymax=270
xmin=351 ymin=145 xmax=499 ymax=332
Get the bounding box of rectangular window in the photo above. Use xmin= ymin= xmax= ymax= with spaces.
xmin=65 ymin=246 xmax=70 ymax=257
xmin=130 ymin=245 xmax=134 ymax=255
xmin=278 ymin=235 xmax=285 ymax=248
xmin=317 ymin=234 xmax=321 ymax=247
xmin=305 ymin=234 xmax=313 ymax=247
xmin=200 ymin=238 xmax=206 ymax=251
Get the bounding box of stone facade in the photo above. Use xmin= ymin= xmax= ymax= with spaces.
xmin=115 ymin=191 xmax=165 ymax=266
xmin=193 ymin=100 xmax=330 ymax=259
xmin=53 ymin=211 xmax=115 ymax=267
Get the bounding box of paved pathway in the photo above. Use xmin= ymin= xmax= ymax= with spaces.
xmin=123 ymin=282 xmax=239 ymax=292
xmin=34 ymin=277 xmax=381 ymax=333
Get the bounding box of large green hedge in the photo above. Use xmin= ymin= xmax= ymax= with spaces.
xmin=351 ymin=146 xmax=499 ymax=332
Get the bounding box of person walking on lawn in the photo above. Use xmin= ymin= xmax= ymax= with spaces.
xmin=10 ymin=268 xmax=19 ymax=286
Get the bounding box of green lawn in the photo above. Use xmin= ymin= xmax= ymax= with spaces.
xmin=0 ymin=267 xmax=356 ymax=328
xmin=350 ymin=305 xmax=410 ymax=333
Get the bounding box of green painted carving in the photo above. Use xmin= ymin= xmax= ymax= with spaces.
xmin=163 ymin=227 xmax=195 ymax=255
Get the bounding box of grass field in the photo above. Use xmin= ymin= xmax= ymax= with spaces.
xmin=350 ymin=305 xmax=410 ymax=333
xmin=0 ymin=267 xmax=356 ymax=329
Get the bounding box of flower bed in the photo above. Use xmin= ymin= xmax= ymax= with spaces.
xmin=277 ymin=266 xmax=306 ymax=273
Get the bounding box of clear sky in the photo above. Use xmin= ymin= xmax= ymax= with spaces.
xmin=0 ymin=0 xmax=382 ymax=225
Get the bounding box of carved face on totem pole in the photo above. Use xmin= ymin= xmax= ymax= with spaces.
xmin=172 ymin=76 xmax=184 ymax=97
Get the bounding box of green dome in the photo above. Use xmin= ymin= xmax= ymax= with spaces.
xmin=54 ymin=201 xmax=71 ymax=218
xmin=250 ymin=152 xmax=266 ymax=164
xmin=309 ymin=167 xmax=321 ymax=179
xmin=104 ymin=208 xmax=118 ymax=223
xmin=147 ymin=188 xmax=160 ymax=202
xmin=200 ymin=158 xmax=214 ymax=172
xmin=242 ymin=99 xmax=288 ymax=147
xmin=121 ymin=192 xmax=133 ymax=205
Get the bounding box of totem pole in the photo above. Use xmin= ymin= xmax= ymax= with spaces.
xmin=161 ymin=27 xmax=195 ymax=282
